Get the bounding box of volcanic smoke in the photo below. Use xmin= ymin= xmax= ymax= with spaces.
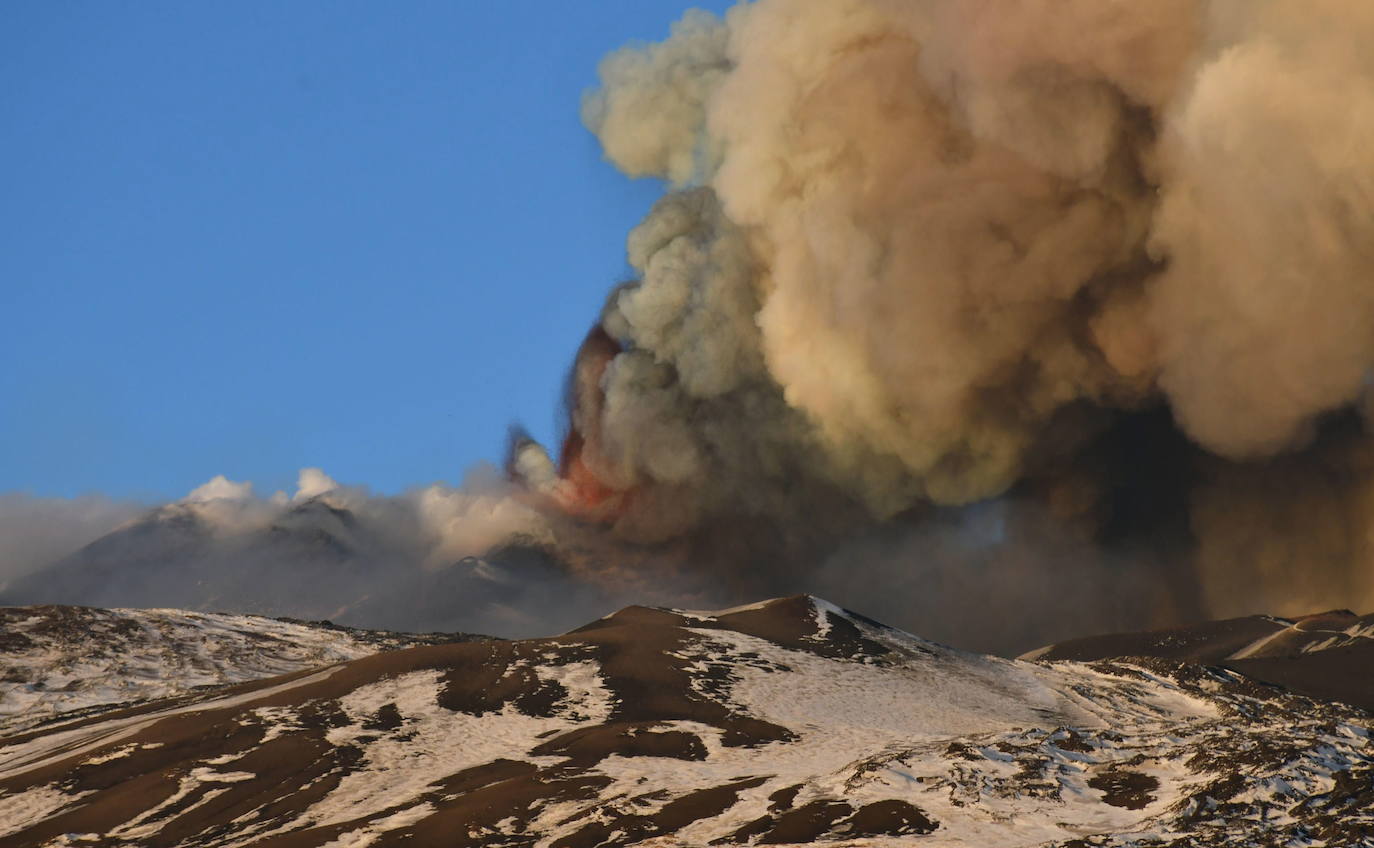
xmin=510 ymin=0 xmax=1374 ymax=648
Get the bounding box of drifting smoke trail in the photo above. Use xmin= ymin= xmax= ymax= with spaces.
xmin=0 ymin=494 xmax=144 ymax=586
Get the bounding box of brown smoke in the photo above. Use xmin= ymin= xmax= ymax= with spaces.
xmin=510 ymin=0 xmax=1374 ymax=650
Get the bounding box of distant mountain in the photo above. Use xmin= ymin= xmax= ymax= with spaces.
xmin=1024 ymin=608 xmax=1374 ymax=711
xmin=0 ymin=498 xmax=610 ymax=638
xmin=2 ymin=596 xmax=1369 ymax=847
xmin=0 ymin=605 xmax=489 ymax=735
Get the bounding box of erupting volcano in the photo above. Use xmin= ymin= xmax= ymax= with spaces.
xmin=7 ymin=4 xmax=1374 ymax=843
xmin=11 ymin=0 xmax=1374 ymax=658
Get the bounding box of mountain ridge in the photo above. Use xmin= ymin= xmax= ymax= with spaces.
xmin=2 ymin=596 xmax=1371 ymax=846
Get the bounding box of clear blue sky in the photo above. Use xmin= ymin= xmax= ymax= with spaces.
xmin=1 ymin=1 xmax=731 ymax=501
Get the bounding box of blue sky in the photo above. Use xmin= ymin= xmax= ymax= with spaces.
xmin=2 ymin=1 xmax=731 ymax=501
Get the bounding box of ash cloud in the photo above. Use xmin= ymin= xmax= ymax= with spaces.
xmin=9 ymin=0 xmax=1374 ymax=654
xmin=548 ymin=0 xmax=1374 ymax=648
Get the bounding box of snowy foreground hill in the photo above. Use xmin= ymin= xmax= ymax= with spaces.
xmin=1 ymin=596 xmax=1371 ymax=847
xmin=0 ymin=606 xmax=486 ymax=735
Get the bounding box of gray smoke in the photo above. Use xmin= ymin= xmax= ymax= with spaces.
xmin=0 ymin=494 xmax=144 ymax=587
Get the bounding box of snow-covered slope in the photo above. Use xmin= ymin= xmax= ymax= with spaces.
xmin=0 ymin=596 xmax=1370 ymax=847
xmin=0 ymin=605 xmax=487 ymax=735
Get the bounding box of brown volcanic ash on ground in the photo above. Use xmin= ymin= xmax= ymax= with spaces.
xmin=503 ymin=0 xmax=1374 ymax=651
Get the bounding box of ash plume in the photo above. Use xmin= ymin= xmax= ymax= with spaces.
xmin=524 ymin=0 xmax=1374 ymax=649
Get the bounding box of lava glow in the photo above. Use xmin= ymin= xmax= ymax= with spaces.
xmin=550 ymin=327 xmax=634 ymax=521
